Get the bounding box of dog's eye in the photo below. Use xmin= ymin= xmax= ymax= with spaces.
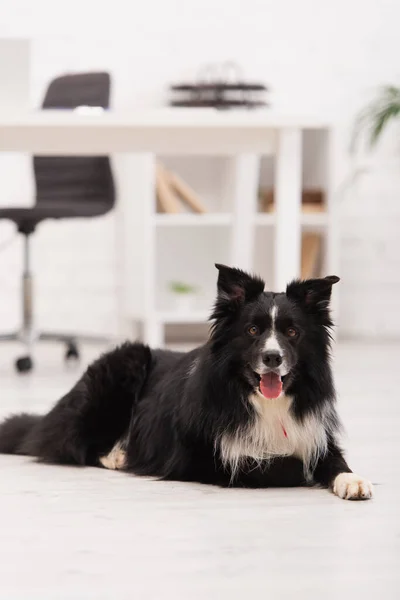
xmin=247 ymin=325 xmax=259 ymax=337
xmin=287 ymin=327 xmax=298 ymax=338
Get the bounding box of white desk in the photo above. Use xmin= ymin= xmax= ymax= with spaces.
xmin=0 ymin=109 xmax=329 ymax=154
xmin=0 ymin=109 xmax=335 ymax=345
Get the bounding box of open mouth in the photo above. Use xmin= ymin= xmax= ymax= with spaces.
xmin=254 ymin=371 xmax=286 ymax=399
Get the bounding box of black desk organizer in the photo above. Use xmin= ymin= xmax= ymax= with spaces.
xmin=169 ymin=62 xmax=269 ymax=110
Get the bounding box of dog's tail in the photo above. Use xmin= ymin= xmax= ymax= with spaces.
xmin=0 ymin=413 xmax=41 ymax=455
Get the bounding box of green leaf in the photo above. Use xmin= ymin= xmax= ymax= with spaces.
xmin=168 ymin=281 xmax=197 ymax=294
xmin=351 ymin=85 xmax=400 ymax=152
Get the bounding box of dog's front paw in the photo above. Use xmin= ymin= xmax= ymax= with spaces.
xmin=333 ymin=473 xmax=373 ymax=500
xmin=99 ymin=444 xmax=126 ymax=471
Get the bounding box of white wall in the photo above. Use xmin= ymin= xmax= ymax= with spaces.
xmin=1 ymin=0 xmax=400 ymax=338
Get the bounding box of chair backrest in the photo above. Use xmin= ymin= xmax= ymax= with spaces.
xmin=34 ymin=72 xmax=115 ymax=215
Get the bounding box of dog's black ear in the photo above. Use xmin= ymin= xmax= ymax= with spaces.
xmin=286 ymin=275 xmax=340 ymax=312
xmin=215 ymin=264 xmax=265 ymax=306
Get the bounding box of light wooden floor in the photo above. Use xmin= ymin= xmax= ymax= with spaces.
xmin=0 ymin=341 xmax=398 ymax=599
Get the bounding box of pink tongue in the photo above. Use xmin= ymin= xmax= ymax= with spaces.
xmin=260 ymin=373 xmax=282 ymax=399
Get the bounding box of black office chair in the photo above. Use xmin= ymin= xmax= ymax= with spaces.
xmin=0 ymin=72 xmax=115 ymax=372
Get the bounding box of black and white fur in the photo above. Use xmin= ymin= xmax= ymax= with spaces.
xmin=0 ymin=264 xmax=373 ymax=500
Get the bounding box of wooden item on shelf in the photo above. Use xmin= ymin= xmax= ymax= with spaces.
xmin=156 ymin=161 xmax=207 ymax=214
xmin=259 ymin=188 xmax=325 ymax=213
xmin=156 ymin=163 xmax=181 ymax=213
xmin=300 ymin=203 xmax=325 ymax=213
xmin=167 ymin=170 xmax=207 ymax=214
xmin=258 ymin=188 xmax=274 ymax=212
xmin=301 ymin=233 xmax=322 ymax=279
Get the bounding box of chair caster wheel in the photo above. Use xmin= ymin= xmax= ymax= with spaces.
xmin=15 ymin=356 xmax=33 ymax=373
xmin=65 ymin=342 xmax=79 ymax=361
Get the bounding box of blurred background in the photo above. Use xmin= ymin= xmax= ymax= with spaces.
xmin=1 ymin=3 xmax=400 ymax=597
xmin=1 ymin=0 xmax=400 ymax=358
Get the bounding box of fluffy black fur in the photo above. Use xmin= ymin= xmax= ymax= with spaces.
xmin=0 ymin=264 xmax=353 ymax=491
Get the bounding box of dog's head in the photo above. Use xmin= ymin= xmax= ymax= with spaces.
xmin=210 ymin=264 xmax=339 ymax=398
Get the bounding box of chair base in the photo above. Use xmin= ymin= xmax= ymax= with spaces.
xmin=0 ymin=330 xmax=110 ymax=373
xmin=3 ymin=234 xmax=111 ymax=373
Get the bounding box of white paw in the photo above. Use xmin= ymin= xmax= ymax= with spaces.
xmin=99 ymin=443 xmax=126 ymax=471
xmin=333 ymin=472 xmax=373 ymax=500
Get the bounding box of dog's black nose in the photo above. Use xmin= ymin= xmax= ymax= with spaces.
xmin=263 ymin=351 xmax=283 ymax=368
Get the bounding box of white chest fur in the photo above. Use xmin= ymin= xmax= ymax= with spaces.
xmin=218 ymin=393 xmax=328 ymax=476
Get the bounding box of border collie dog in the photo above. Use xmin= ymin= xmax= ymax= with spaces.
xmin=0 ymin=264 xmax=373 ymax=500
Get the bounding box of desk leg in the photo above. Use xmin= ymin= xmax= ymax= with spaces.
xmin=229 ymin=154 xmax=261 ymax=271
xmin=143 ymin=319 xmax=164 ymax=349
xmin=114 ymin=153 xmax=157 ymax=343
xmin=274 ymin=128 xmax=302 ymax=291
xmin=324 ymin=128 xmax=341 ymax=334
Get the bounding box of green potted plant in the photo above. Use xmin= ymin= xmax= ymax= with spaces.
xmin=352 ymin=85 xmax=400 ymax=151
xmin=168 ymin=280 xmax=198 ymax=312
xmin=347 ymin=85 xmax=400 ymax=215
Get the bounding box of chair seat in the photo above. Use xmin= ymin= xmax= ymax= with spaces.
xmin=0 ymin=202 xmax=111 ymax=234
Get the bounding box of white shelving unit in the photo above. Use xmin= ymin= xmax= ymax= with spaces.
xmin=118 ymin=126 xmax=336 ymax=347
xmin=0 ymin=107 xmax=336 ymax=346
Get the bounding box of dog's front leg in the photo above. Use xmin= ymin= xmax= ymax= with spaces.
xmin=313 ymin=438 xmax=373 ymax=500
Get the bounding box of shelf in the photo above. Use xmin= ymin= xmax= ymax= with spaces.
xmin=255 ymin=212 xmax=329 ymax=228
xmin=255 ymin=214 xmax=276 ymax=226
xmin=156 ymin=310 xmax=211 ymax=324
xmin=155 ymin=212 xmax=328 ymax=228
xmin=154 ymin=214 xmax=232 ymax=227
xmin=301 ymin=213 xmax=329 ymax=228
